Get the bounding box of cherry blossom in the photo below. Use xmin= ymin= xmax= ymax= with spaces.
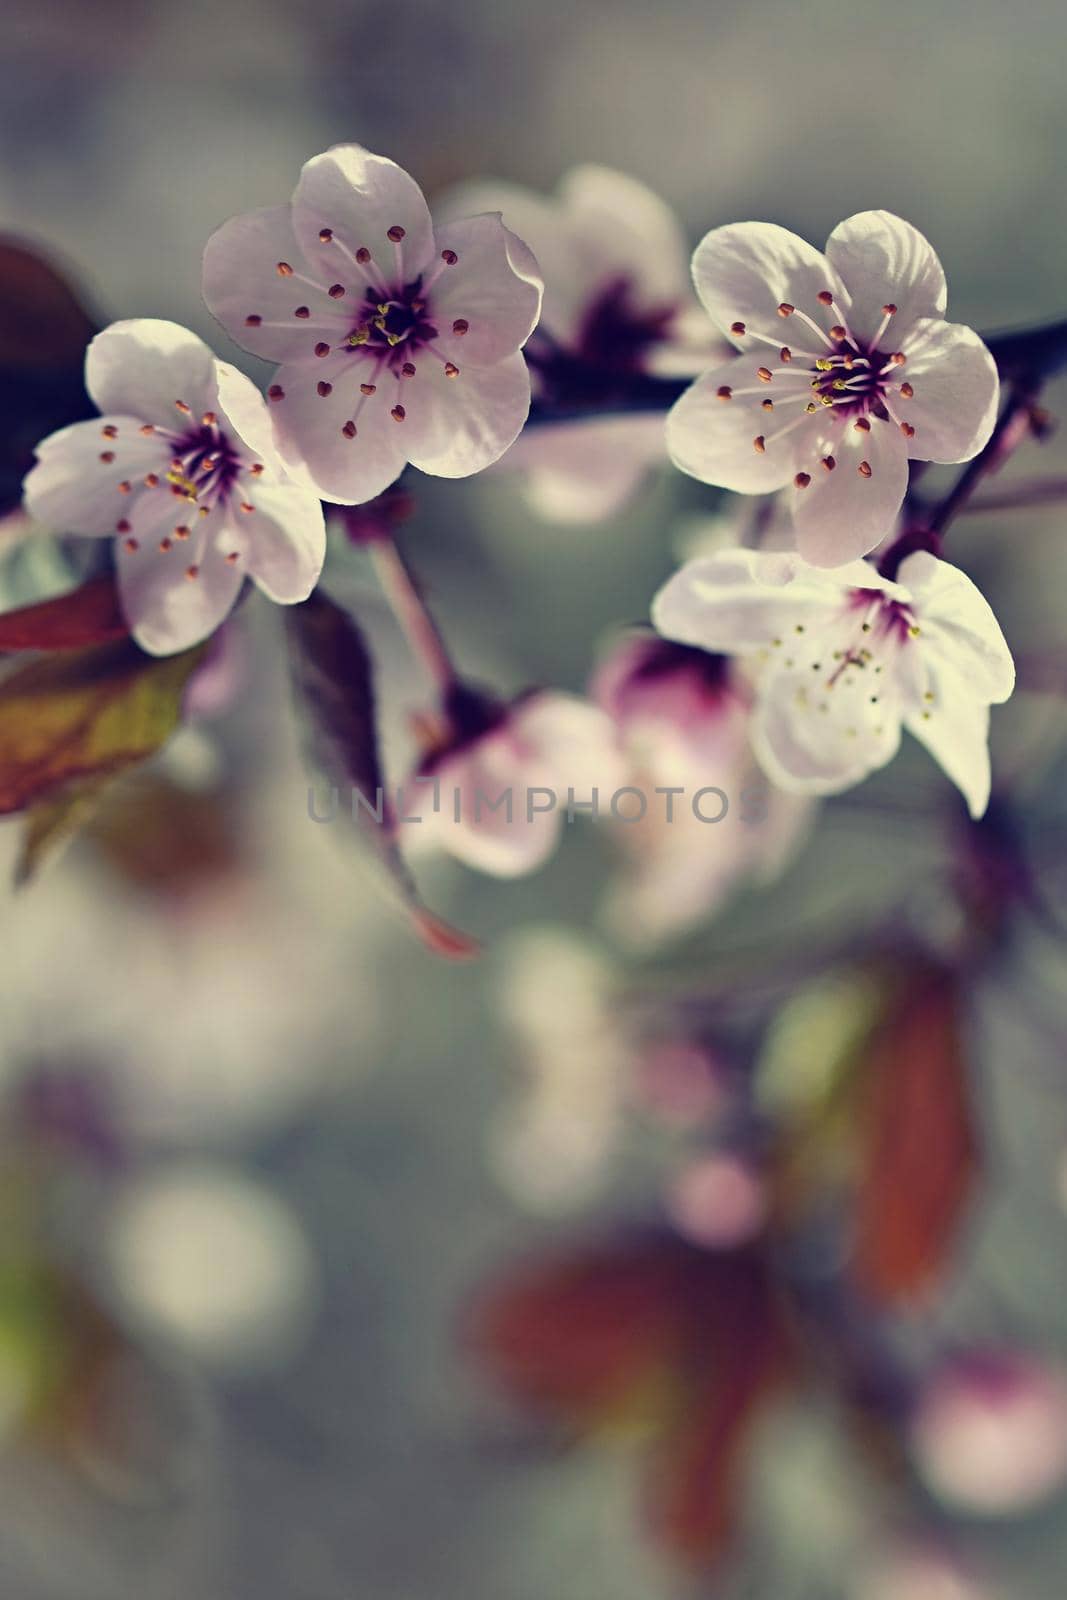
xmin=23 ymin=319 xmax=326 ymax=655
xmin=592 ymin=631 xmax=812 ymax=941
xmin=652 ymin=546 xmax=1014 ymax=816
xmin=401 ymin=687 xmax=626 ymax=877
xmin=442 ymin=165 xmax=725 ymax=521
xmin=202 ymin=144 xmax=543 ymax=505
xmin=667 ymin=212 xmax=999 ymax=565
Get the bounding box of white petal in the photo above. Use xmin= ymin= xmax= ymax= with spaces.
xmin=690 ymin=222 xmax=849 ymax=348
xmin=292 ymin=145 xmax=434 ymax=285
xmin=511 ymin=692 xmax=628 ymax=798
xmin=400 ymin=350 xmax=531 ymax=479
xmin=24 ymin=417 xmax=170 ymax=536
xmin=905 ymin=661 xmax=992 ymax=817
xmin=213 ymin=362 xmax=286 ymax=476
xmin=652 ymin=547 xmax=858 ymax=653
xmin=263 ymin=357 xmax=408 ymax=505
xmin=897 ymin=552 xmax=1015 ymax=703
xmin=86 ymin=320 xmax=218 ymax=427
xmin=557 ymin=164 xmax=693 ymax=304
xmin=753 ymin=665 xmax=903 ymax=796
xmin=202 ymin=205 xmax=342 ymax=363
xmin=895 ymin=319 xmax=999 ymax=464
xmin=666 ymin=357 xmax=803 ymax=493
xmin=825 ymin=211 xmax=947 ymax=345
xmin=413 ymin=734 xmax=562 ymax=878
xmin=503 ymin=414 xmax=666 ymax=523
xmin=238 ymin=480 xmax=326 ymax=604
xmin=428 ymin=214 xmax=542 ymax=366
xmin=791 ymin=414 xmax=910 ymax=566
xmin=116 ymin=500 xmax=243 ymax=656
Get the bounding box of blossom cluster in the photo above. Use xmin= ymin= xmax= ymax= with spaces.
xmin=19 ymin=142 xmax=1017 ymax=890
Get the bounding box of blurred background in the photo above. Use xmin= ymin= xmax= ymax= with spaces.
xmin=4 ymin=1 xmax=1067 ymax=1595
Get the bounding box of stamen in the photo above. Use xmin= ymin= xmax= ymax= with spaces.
xmin=101 ymin=424 xmax=118 ymax=439
xmin=317 ymin=380 xmax=333 ymax=397
xmin=116 ymin=519 xmax=131 ymax=533
xmin=245 ymin=314 xmax=262 ymax=327
xmin=276 ymin=262 xmax=294 ymax=277
xmin=360 ymin=382 xmax=377 ymax=396
xmin=342 ymin=420 xmax=357 ymax=439
xmin=780 ymin=347 xmax=792 ymax=363
xmin=118 ymin=480 xmax=131 ymax=494
xmin=869 ymin=303 xmax=897 ymax=348
xmin=319 ymin=228 xmax=333 ymax=243
xmin=753 ymin=435 xmax=765 ymax=453
xmin=854 ymin=417 xmax=871 ymax=433
xmin=249 ymin=463 xmax=264 ymax=476
xmin=757 ymin=367 xmax=773 ymax=382
xmin=899 ymin=382 xmax=914 ymax=399
xmin=124 ymin=538 xmax=139 ymax=553
xmin=777 ymin=303 xmax=794 ymax=318
xmin=717 ymin=386 xmax=732 ymax=401
xmin=794 ymin=472 xmax=811 ymax=489
xmin=900 ymin=421 xmax=915 ymax=438
xmin=314 ymin=342 xmax=331 ymax=357
xmin=444 ymin=362 xmax=459 ymax=379
xmin=174 ymin=400 xmax=191 ymax=414
xmin=401 ymin=362 xmax=416 ymax=377
xmin=387 ymin=225 xmax=406 ymax=242
xmin=858 ymin=461 xmax=873 ymax=477
xmin=821 ymin=455 xmax=836 ymax=471
xmin=185 ymin=565 xmax=200 ymax=580
xmin=268 ymin=384 xmax=285 ymax=402
xmin=452 ymin=319 xmax=469 ymax=336
xmin=440 ymin=249 xmax=458 ymax=265
xmin=730 ymin=321 xmax=746 ymax=335
xmin=391 ymin=404 xmax=406 ymax=421
xmin=295 ymin=306 xmax=310 ymax=319
xmin=329 ymin=284 xmax=346 ymax=298
xmin=145 ymin=473 xmax=159 ymax=487
xmin=99 ymin=451 xmax=115 ymax=464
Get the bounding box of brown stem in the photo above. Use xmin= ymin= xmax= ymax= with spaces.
xmin=368 ymin=536 xmax=457 ymax=696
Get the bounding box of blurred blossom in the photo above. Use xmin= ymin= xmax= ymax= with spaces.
xmin=490 ymin=927 xmax=633 ymax=1212
xmin=630 ymin=1040 xmax=731 ymax=1130
xmin=853 ymin=1546 xmax=998 ymax=1600
xmin=665 ymin=1152 xmax=768 ymax=1249
xmin=910 ymin=1350 xmax=1067 ymax=1515
xmin=592 ymin=629 xmax=811 ymax=943
xmin=444 ymin=164 xmax=725 ymax=522
xmin=103 ymin=1164 xmax=318 ymax=1374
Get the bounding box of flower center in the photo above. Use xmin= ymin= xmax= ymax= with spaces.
xmin=527 ymin=275 xmax=678 ymax=409
xmin=345 ymin=279 xmax=439 ymax=366
xmin=164 ymin=421 xmax=243 ymax=508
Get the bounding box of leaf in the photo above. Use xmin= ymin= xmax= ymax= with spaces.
xmin=286 ymin=589 xmax=478 ymax=960
xmin=0 ymin=575 xmax=128 ymax=652
xmin=472 ymin=1234 xmax=793 ymax=1564
xmin=850 ymin=969 xmax=977 ymax=1305
xmin=15 ymin=774 xmax=113 ymax=885
xmin=0 ymin=636 xmax=205 ymax=817
xmin=0 ymin=237 xmax=96 ymax=515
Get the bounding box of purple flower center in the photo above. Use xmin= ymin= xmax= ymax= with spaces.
xmin=527 ymin=275 xmax=678 ymax=409
xmin=345 ymin=278 xmax=440 ymax=369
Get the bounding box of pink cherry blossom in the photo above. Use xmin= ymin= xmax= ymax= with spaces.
xmin=202 ymin=144 xmax=543 ymax=506
xmin=592 ymin=631 xmax=812 ymax=941
xmin=652 ymin=546 xmax=1014 ymax=817
xmin=667 ymin=212 xmax=999 ymax=565
xmin=401 ymin=689 xmax=626 ymax=878
xmin=23 ymin=319 xmax=326 ymax=656
xmin=445 ymin=165 xmax=727 ymax=521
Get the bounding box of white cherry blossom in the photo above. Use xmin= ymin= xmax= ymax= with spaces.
xmin=652 ymin=545 xmax=1014 ymax=816
xmin=202 ymin=144 xmax=543 ymax=505
xmin=23 ymin=319 xmax=325 ymax=655
xmin=444 ymin=164 xmax=725 ymax=521
xmin=667 ymin=212 xmax=999 ymax=565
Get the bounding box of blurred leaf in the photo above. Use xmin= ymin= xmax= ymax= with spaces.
xmin=0 ymin=638 xmax=205 ymax=862
xmin=286 ymin=590 xmax=478 ymax=960
xmin=0 ymin=237 xmax=96 ymax=514
xmin=851 ymin=970 xmax=977 ymax=1305
xmin=82 ymin=771 xmax=242 ymax=899
xmin=473 ymin=1234 xmax=793 ymax=1563
xmin=0 ymin=575 xmax=128 ymax=652
xmin=15 ymin=773 xmax=113 ymax=885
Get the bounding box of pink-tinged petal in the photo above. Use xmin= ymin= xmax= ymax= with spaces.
xmin=213 ymin=362 xmax=286 ymax=475
xmin=753 ymin=664 xmax=903 ymax=796
xmin=791 ymin=414 xmax=909 ymax=566
xmin=898 ymin=552 xmax=1015 ymax=703
xmin=23 ymin=417 xmax=171 ymax=536
xmin=263 ymin=358 xmax=408 ymax=504
xmin=203 ymin=205 xmax=341 ymax=363
xmin=895 ymin=318 xmax=999 ymax=464
xmin=236 ymin=480 xmax=326 ymax=604
xmin=666 ymin=357 xmax=804 ymax=493
xmin=429 ymin=214 xmax=542 ymax=366
xmin=292 ymin=144 xmax=434 ymax=285
xmin=904 ymin=661 xmax=992 ymax=818
xmin=86 ymin=320 xmax=219 ymax=428
xmin=411 ymin=735 xmax=563 ymax=878
xmin=504 ymin=414 xmax=666 ymax=523
xmin=116 ymin=500 xmax=243 ymax=656
xmin=400 ymin=350 xmax=531 ymax=479
xmin=652 ymin=548 xmax=859 ymax=653
xmin=825 ymin=211 xmax=947 ymax=345
xmin=557 ymin=164 xmax=693 ymax=304
xmin=690 ymin=221 xmax=849 ymax=348
xmin=512 ymin=692 xmax=628 ymax=798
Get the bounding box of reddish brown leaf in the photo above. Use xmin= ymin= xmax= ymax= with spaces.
xmin=851 ymin=970 xmax=977 ymax=1304
xmin=0 ymin=576 xmax=128 ymax=652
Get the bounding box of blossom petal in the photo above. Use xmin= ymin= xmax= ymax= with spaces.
xmin=512 ymin=692 xmax=628 ymax=799
xmin=86 ymin=320 xmax=219 ymax=428
xmin=510 ymin=415 xmax=666 ymax=523
xmin=895 ymin=319 xmax=999 ymax=464
xmin=791 ymin=414 xmax=910 ymax=566
xmin=558 ymin=164 xmax=693 ymax=303
xmin=400 ymin=350 xmax=531 ymax=479
xmin=263 ymin=358 xmax=409 ymax=504
xmin=690 ymin=222 xmax=849 ymax=348
xmin=23 ymin=417 xmax=171 ymax=536
xmin=825 ymin=211 xmax=947 ymax=345
xmin=753 ymin=664 xmax=903 ymax=796
xmin=898 ymin=552 xmax=1015 ymax=703
xmin=413 ymin=735 xmax=563 ymax=878
xmin=292 ymin=144 xmax=434 ymax=285
xmin=237 ymin=480 xmax=326 ymax=604
xmin=666 ymin=358 xmax=802 ymax=493
xmin=652 ymin=548 xmax=874 ymax=653
xmin=213 ymin=362 xmax=286 ymax=475
xmin=428 ymin=214 xmax=543 ymax=366
xmin=905 ymin=661 xmax=992 ymax=818
xmin=116 ymin=500 xmax=243 ymax=656
xmin=203 ymin=205 xmax=342 ymax=363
